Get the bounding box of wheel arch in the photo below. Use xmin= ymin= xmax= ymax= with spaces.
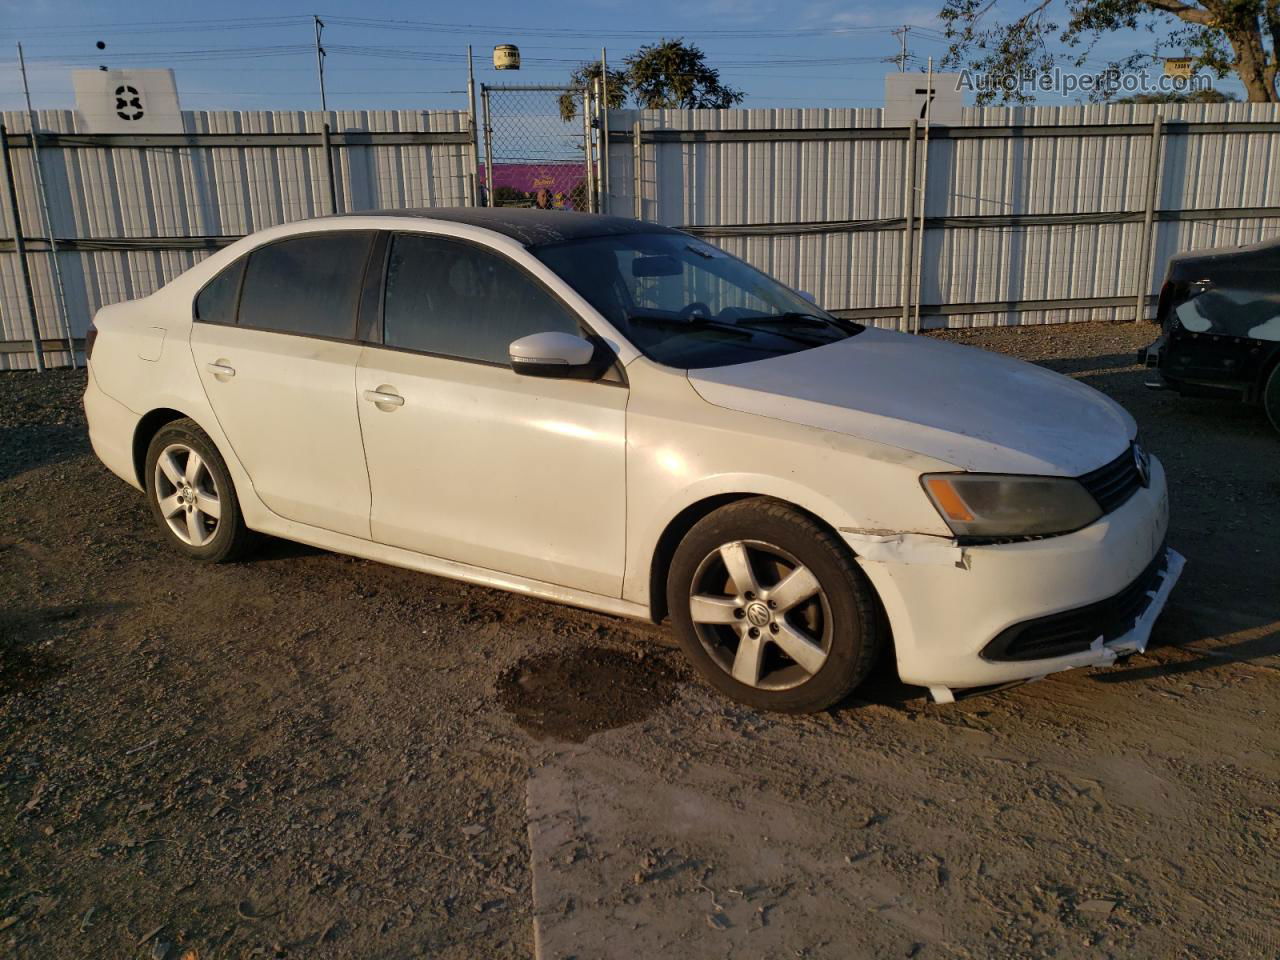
xmin=132 ymin=408 xmax=201 ymax=488
xmin=647 ymin=492 xmax=884 ymax=628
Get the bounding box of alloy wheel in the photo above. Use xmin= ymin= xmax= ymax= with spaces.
xmin=688 ymin=539 xmax=832 ymax=690
xmin=153 ymin=443 xmax=221 ymax=547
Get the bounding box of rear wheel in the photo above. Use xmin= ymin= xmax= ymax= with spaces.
xmin=144 ymin=419 xmax=254 ymax=563
xmin=667 ymin=498 xmax=883 ymax=713
xmin=1264 ymin=362 xmax=1280 ymax=435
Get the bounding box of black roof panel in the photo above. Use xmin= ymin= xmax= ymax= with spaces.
xmin=333 ymin=207 xmax=681 ymax=247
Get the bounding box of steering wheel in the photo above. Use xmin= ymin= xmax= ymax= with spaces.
xmin=679 ymin=301 xmax=713 ymax=321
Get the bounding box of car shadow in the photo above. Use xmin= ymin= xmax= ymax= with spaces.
xmin=0 ymin=423 xmax=90 ymax=482
xmin=248 ymin=536 xmax=325 ymax=563
xmin=0 ymin=601 xmax=131 ymax=696
xmin=1092 ymin=608 xmax=1280 ymax=685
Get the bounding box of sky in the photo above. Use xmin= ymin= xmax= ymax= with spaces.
xmin=0 ymin=0 xmax=1244 ymax=114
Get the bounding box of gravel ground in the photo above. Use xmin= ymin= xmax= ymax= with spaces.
xmin=1 ymin=321 xmax=1277 ymax=959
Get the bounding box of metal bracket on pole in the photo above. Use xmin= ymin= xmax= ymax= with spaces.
xmin=900 ymin=119 xmax=917 ymax=333
xmin=1135 ymin=113 xmax=1164 ymax=323
xmin=1 ymin=123 xmax=46 ymax=372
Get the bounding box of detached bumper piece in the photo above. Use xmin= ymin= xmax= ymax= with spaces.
xmin=982 ymin=545 xmax=1180 ymax=663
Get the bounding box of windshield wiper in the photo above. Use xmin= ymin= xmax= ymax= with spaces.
xmin=625 ymin=310 xmax=827 ymax=347
xmin=735 ymin=312 xmax=861 ymax=337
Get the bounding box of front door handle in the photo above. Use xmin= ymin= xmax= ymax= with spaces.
xmin=206 ymin=360 xmax=236 ymax=380
xmin=362 ymin=386 xmax=405 ymax=411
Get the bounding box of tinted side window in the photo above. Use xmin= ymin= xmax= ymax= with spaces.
xmin=194 ymin=258 xmax=245 ymax=325
xmin=383 ymin=234 xmax=580 ymax=364
xmin=238 ymin=232 xmax=373 ymax=339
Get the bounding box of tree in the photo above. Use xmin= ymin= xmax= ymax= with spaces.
xmin=559 ymin=39 xmax=744 ymax=120
xmin=624 ymin=39 xmax=745 ymax=110
xmin=939 ymin=0 xmax=1280 ymax=103
xmin=1115 ymin=87 xmax=1240 ymax=102
xmin=558 ymin=61 xmax=628 ymax=123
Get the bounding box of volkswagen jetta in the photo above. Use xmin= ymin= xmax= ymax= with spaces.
xmin=83 ymin=209 xmax=1182 ymax=711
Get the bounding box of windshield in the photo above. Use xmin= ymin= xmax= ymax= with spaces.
xmin=532 ymin=232 xmax=860 ymax=369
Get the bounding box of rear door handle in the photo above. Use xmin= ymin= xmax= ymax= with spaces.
xmin=206 ymin=360 xmax=236 ymax=380
xmin=363 ymin=386 xmax=405 ymax=410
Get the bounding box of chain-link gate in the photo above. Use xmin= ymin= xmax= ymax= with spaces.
xmin=479 ymin=83 xmax=602 ymax=212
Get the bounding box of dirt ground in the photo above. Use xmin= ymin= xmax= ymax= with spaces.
xmin=1 ymin=321 xmax=1277 ymax=959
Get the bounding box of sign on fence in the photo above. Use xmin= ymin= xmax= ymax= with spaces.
xmin=73 ymin=69 xmax=182 ymax=134
xmin=883 ymin=72 xmax=964 ymax=126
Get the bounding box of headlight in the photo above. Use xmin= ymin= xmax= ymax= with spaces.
xmin=921 ymin=473 xmax=1102 ymax=538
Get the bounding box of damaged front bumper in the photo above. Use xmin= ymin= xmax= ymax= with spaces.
xmin=925 ymin=547 xmax=1184 ymax=703
xmin=848 ymin=455 xmax=1179 ymax=702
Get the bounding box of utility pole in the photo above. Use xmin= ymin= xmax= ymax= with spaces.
xmin=313 ymin=16 xmax=327 ymax=111
xmin=891 ymin=26 xmax=911 ymax=72
xmin=312 ymin=16 xmax=337 ymax=214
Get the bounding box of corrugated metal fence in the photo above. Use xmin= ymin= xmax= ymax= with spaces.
xmin=607 ymin=102 xmax=1280 ymax=328
xmin=4 ymin=101 xmax=1280 ymax=368
xmin=0 ymin=109 xmax=472 ymax=369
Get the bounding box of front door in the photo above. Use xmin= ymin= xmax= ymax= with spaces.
xmin=355 ymin=232 xmax=627 ymax=596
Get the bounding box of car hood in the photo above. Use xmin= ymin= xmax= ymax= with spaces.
xmin=686 ymin=328 xmax=1135 ymax=475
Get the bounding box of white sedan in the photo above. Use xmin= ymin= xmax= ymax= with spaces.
xmin=83 ymin=209 xmax=1182 ymax=711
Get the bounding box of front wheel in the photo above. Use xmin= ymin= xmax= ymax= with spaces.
xmin=667 ymin=498 xmax=883 ymax=713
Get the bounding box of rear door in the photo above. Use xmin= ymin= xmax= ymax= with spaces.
xmin=189 ymin=230 xmax=377 ymax=538
xmin=354 ymin=231 xmax=628 ymax=596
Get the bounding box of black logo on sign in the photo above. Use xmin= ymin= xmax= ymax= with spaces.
xmin=114 ymin=85 xmax=144 ymax=121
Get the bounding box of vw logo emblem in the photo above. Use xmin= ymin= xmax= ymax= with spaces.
xmin=746 ymin=601 xmax=771 ymax=627
xmin=1133 ymin=442 xmax=1151 ymax=488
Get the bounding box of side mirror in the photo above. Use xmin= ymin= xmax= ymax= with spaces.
xmin=798 ymin=290 xmax=817 ymax=304
xmin=509 ymin=331 xmax=599 ymax=378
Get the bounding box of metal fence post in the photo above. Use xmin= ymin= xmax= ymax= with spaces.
xmin=632 ymin=119 xmax=643 ymax=220
xmin=1135 ymin=113 xmax=1164 ymax=322
xmin=912 ymin=58 xmax=934 ymax=335
xmin=1 ymin=124 xmax=46 ymax=372
xmin=19 ymin=44 xmax=76 ymax=367
xmin=900 ymin=119 xmax=917 ymax=333
xmin=481 ymin=87 xmax=494 ymax=207
xmin=581 ymin=85 xmax=597 ymax=213
xmin=321 ymin=121 xmax=338 ymax=215
xmin=466 ymin=45 xmax=479 ymax=207
xmin=600 ymin=48 xmax=610 ymax=214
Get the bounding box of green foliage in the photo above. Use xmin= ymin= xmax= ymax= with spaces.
xmin=939 ymin=0 xmax=1279 ymax=103
xmin=623 ymin=39 xmax=745 ymax=110
xmin=559 ymin=39 xmax=744 ymax=120
xmin=559 ymin=61 xmax=629 ymax=122
xmin=1115 ymin=88 xmax=1241 ymax=102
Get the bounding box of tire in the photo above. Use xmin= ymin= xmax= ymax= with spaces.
xmin=1265 ymin=362 xmax=1280 ymax=435
xmin=144 ymin=418 xmax=255 ymax=563
xmin=667 ymin=497 xmax=883 ymax=713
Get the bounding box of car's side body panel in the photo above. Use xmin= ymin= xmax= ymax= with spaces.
xmin=355 ymin=344 xmax=629 ymax=597
xmin=190 ymin=324 xmax=372 ymax=539
xmin=618 ymin=358 xmax=958 ymax=608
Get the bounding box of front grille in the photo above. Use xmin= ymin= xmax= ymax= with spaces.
xmin=1079 ymin=445 xmax=1143 ymax=515
xmin=981 ymin=545 xmax=1168 ymax=662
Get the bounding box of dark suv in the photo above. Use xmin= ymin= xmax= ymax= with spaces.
xmin=1142 ymin=238 xmax=1280 ymax=434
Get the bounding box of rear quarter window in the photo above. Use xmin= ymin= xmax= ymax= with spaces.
xmin=194 ymin=258 xmax=245 ymax=325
